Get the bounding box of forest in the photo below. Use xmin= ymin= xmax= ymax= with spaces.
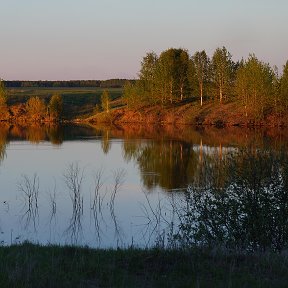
xmin=123 ymin=47 xmax=288 ymax=120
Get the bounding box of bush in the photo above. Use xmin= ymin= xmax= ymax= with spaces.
xmin=26 ymin=96 xmax=46 ymax=120
xmin=49 ymin=94 xmax=63 ymax=120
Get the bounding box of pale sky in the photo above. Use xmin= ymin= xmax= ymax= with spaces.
xmin=0 ymin=0 xmax=287 ymax=80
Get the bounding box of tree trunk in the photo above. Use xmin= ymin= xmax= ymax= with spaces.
xmin=219 ymin=83 xmax=223 ymax=104
xmin=200 ymin=82 xmax=203 ymax=106
xmin=170 ymin=81 xmax=173 ymax=104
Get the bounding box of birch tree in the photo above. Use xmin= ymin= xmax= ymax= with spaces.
xmin=280 ymin=61 xmax=288 ymax=110
xmin=139 ymin=52 xmax=158 ymax=99
xmin=0 ymin=79 xmax=7 ymax=112
xmin=192 ymin=50 xmax=210 ymax=106
xmin=49 ymin=94 xmax=63 ymax=120
xmin=212 ymin=47 xmax=234 ymax=103
xmin=235 ymin=54 xmax=274 ymax=118
xmin=154 ymin=48 xmax=190 ymax=104
xmin=101 ymin=90 xmax=110 ymax=113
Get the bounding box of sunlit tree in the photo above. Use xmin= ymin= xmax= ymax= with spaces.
xmin=0 ymin=79 xmax=7 ymax=112
xmin=212 ymin=47 xmax=235 ymax=103
xmin=154 ymin=49 xmax=175 ymax=104
xmin=139 ymin=52 xmax=158 ymax=100
xmin=49 ymin=94 xmax=63 ymax=120
xmin=153 ymin=48 xmax=190 ymax=104
xmin=122 ymin=81 xmax=143 ymax=108
xmin=235 ymin=54 xmax=274 ymax=118
xmin=280 ymin=61 xmax=288 ymax=109
xmin=176 ymin=49 xmax=190 ymax=100
xmin=192 ymin=50 xmax=210 ymax=106
xmin=101 ymin=90 xmax=110 ymax=113
xmin=26 ymin=96 xmax=46 ymax=120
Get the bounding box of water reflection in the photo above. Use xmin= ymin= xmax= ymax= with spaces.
xmin=109 ymin=169 xmax=126 ymax=245
xmin=101 ymin=130 xmax=111 ymax=154
xmin=0 ymin=123 xmax=288 ymax=249
xmin=0 ymin=123 xmax=64 ymax=145
xmin=0 ymin=124 xmax=9 ymax=163
xmin=1 ymin=123 xmax=288 ymax=193
xmin=48 ymin=125 xmax=64 ymax=145
xmin=95 ymin=124 xmax=288 ymax=191
xmin=47 ymin=184 xmax=58 ymax=242
xmin=18 ymin=174 xmax=40 ymax=232
xmin=124 ymin=140 xmax=195 ymax=190
xmin=63 ymin=163 xmax=84 ymax=245
xmin=90 ymin=169 xmax=105 ymax=244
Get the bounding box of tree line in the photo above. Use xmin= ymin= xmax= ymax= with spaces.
xmin=4 ymin=79 xmax=131 ymax=88
xmin=123 ymin=47 xmax=288 ymax=119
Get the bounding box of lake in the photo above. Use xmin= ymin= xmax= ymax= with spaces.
xmin=0 ymin=123 xmax=288 ymax=250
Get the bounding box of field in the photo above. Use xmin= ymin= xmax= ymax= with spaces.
xmin=1 ymin=243 xmax=288 ymax=288
xmin=6 ymin=87 xmax=123 ymax=119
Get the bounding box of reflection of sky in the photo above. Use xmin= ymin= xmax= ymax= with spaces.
xmin=0 ymin=139 xmax=171 ymax=248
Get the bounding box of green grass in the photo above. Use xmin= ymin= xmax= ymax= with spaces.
xmin=0 ymin=243 xmax=288 ymax=287
xmin=7 ymin=87 xmax=123 ymax=119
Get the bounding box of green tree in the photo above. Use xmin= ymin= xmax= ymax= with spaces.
xmin=101 ymin=90 xmax=110 ymax=113
xmin=49 ymin=94 xmax=63 ymax=120
xmin=154 ymin=48 xmax=190 ymax=104
xmin=235 ymin=54 xmax=274 ymax=118
xmin=0 ymin=79 xmax=7 ymax=112
xmin=176 ymin=49 xmax=190 ymax=100
xmin=192 ymin=50 xmax=210 ymax=106
xmin=122 ymin=81 xmax=143 ymax=108
xmin=154 ymin=49 xmax=175 ymax=104
xmin=280 ymin=61 xmax=288 ymax=110
xmin=26 ymin=96 xmax=46 ymax=120
xmin=139 ymin=52 xmax=158 ymax=100
xmin=212 ymin=47 xmax=234 ymax=103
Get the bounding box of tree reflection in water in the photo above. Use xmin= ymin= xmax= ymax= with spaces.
xmin=1 ymin=123 xmax=288 ymax=249
xmin=63 ymin=163 xmax=84 ymax=245
xmin=0 ymin=123 xmax=64 ymax=148
xmin=0 ymin=124 xmax=9 ymax=164
xmin=18 ymin=174 xmax=40 ymax=233
xmin=122 ymin=136 xmax=232 ymax=192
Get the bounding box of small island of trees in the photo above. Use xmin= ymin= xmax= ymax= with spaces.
xmin=122 ymin=47 xmax=288 ymax=124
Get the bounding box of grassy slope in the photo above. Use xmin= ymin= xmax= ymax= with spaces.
xmin=88 ymin=99 xmax=288 ymax=127
xmin=1 ymin=243 xmax=288 ymax=288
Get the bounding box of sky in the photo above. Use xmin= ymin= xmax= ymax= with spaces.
xmin=0 ymin=0 xmax=287 ymax=80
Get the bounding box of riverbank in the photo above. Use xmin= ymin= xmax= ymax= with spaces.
xmin=1 ymin=242 xmax=287 ymax=288
xmin=86 ymin=100 xmax=288 ymax=128
xmin=2 ymin=87 xmax=288 ymax=127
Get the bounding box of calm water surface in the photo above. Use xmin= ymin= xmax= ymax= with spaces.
xmin=0 ymin=124 xmax=287 ymax=249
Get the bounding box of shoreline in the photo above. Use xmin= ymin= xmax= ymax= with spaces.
xmin=2 ymin=100 xmax=288 ymax=128
xmin=85 ymin=101 xmax=288 ymax=128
